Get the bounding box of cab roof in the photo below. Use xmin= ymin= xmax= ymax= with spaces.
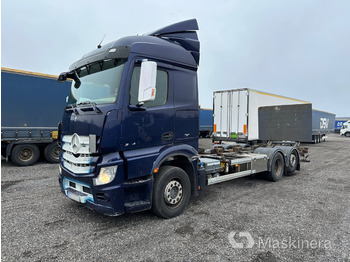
xmin=69 ymin=19 xmax=200 ymax=71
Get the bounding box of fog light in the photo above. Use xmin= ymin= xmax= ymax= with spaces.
xmin=93 ymin=165 xmax=117 ymax=186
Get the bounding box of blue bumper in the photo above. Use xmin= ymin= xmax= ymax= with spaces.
xmin=59 ymin=167 xmax=153 ymax=216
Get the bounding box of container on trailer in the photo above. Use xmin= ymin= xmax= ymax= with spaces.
xmin=213 ymin=88 xmax=310 ymax=142
xmin=258 ymin=104 xmax=313 ymax=142
xmin=258 ymin=104 xmax=335 ymax=143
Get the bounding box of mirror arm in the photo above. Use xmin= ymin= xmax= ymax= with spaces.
xmin=136 ymin=102 xmax=144 ymax=107
xmin=128 ymin=105 xmax=146 ymax=111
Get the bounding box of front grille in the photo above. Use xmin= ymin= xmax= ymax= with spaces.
xmin=61 ymin=135 xmax=97 ymax=174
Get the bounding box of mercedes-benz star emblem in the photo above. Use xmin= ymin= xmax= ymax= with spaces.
xmin=71 ymin=133 xmax=81 ymax=154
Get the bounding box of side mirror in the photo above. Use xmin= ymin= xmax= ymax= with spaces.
xmin=138 ymin=61 xmax=157 ymax=103
xmin=58 ymin=71 xmax=81 ymax=89
xmin=58 ymin=72 xmax=68 ymax=82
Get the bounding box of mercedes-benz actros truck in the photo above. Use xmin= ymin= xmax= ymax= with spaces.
xmin=58 ymin=19 xmax=301 ymax=218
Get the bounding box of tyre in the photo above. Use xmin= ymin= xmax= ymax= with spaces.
xmin=11 ymin=144 xmax=40 ymax=166
xmin=345 ymin=132 xmax=350 ymax=138
xmin=152 ymin=166 xmax=191 ymax=218
xmin=285 ymin=149 xmax=298 ymax=176
xmin=265 ymin=152 xmax=284 ymax=182
xmin=1 ymin=147 xmax=7 ymax=158
xmin=44 ymin=141 xmax=61 ymax=163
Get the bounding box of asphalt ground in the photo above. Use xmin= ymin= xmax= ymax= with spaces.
xmin=1 ymin=134 xmax=350 ymax=261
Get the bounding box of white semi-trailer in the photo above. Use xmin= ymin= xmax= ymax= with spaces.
xmin=213 ymin=88 xmax=310 ymax=142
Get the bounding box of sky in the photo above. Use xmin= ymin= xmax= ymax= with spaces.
xmin=2 ymin=0 xmax=350 ymax=116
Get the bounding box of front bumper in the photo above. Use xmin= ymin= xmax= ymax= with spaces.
xmin=59 ymin=165 xmax=153 ymax=216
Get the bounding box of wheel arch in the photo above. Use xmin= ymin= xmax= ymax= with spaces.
xmin=254 ymin=147 xmax=286 ymax=172
xmin=152 ymin=144 xmax=198 ymax=196
xmin=273 ymin=146 xmax=301 ymax=171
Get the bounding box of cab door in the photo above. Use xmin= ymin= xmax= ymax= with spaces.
xmin=121 ymin=60 xmax=174 ymax=179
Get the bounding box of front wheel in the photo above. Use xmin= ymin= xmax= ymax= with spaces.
xmin=345 ymin=132 xmax=350 ymax=137
xmin=152 ymin=166 xmax=191 ymax=218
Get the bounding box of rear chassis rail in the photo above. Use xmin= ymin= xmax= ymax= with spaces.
xmin=198 ymin=143 xmax=301 ymax=186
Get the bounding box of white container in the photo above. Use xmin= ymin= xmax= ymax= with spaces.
xmin=213 ymin=88 xmax=310 ymax=141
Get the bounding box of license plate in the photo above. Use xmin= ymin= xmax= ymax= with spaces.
xmin=66 ymin=190 xmax=82 ymax=203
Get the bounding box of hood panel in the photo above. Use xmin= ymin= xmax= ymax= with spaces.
xmin=61 ymin=107 xmax=121 ymax=154
xmin=62 ymin=111 xmax=105 ymax=137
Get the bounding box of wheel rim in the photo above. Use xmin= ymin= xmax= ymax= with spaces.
xmin=18 ymin=147 xmax=34 ymax=162
xmin=274 ymin=158 xmax=282 ymax=175
xmin=290 ymin=153 xmax=297 ymax=167
xmin=52 ymin=146 xmax=61 ymax=160
xmin=164 ymin=180 xmax=183 ymax=206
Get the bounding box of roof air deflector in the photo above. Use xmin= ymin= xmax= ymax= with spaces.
xmin=145 ymin=19 xmax=200 ymax=66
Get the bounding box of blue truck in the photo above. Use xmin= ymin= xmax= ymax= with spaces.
xmin=57 ymin=19 xmax=302 ymax=218
xmin=335 ymin=118 xmax=350 ymax=133
xmin=1 ymin=68 xmax=71 ymax=166
xmin=199 ymin=108 xmax=213 ymax=137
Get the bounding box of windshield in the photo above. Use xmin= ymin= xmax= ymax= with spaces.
xmin=67 ymin=59 xmax=125 ymax=106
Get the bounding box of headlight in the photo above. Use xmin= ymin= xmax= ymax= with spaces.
xmin=93 ymin=165 xmax=117 ymax=186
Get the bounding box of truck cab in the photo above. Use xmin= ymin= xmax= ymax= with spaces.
xmin=58 ymin=19 xmax=200 ymax=217
xmin=340 ymin=120 xmax=350 ymax=137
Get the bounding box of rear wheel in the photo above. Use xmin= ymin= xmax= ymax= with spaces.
xmin=265 ymin=152 xmax=284 ymax=182
xmin=285 ymin=150 xmax=298 ymax=176
xmin=11 ymin=144 xmax=40 ymax=166
xmin=44 ymin=141 xmax=61 ymax=163
xmin=152 ymin=166 xmax=191 ymax=218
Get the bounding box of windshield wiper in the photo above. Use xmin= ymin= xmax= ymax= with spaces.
xmin=77 ymin=101 xmax=102 ymax=114
xmin=65 ymin=104 xmax=79 ymax=115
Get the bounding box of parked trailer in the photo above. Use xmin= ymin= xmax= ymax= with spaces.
xmin=199 ymin=108 xmax=213 ymax=137
xmin=1 ymin=68 xmax=71 ymax=166
xmin=57 ymin=19 xmax=302 ymax=219
xmin=258 ymin=104 xmax=335 ymax=143
xmin=213 ymin=88 xmax=310 ymax=142
xmin=312 ymin=109 xmax=335 ymax=143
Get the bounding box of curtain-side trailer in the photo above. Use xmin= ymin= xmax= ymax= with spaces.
xmin=1 ymin=68 xmax=71 ymax=166
xmin=199 ymin=108 xmax=213 ymax=137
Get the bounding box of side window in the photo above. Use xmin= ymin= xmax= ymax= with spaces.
xmin=130 ymin=66 xmax=168 ymax=107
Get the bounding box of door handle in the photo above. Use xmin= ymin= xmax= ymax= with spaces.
xmin=162 ymin=132 xmax=174 ymax=141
